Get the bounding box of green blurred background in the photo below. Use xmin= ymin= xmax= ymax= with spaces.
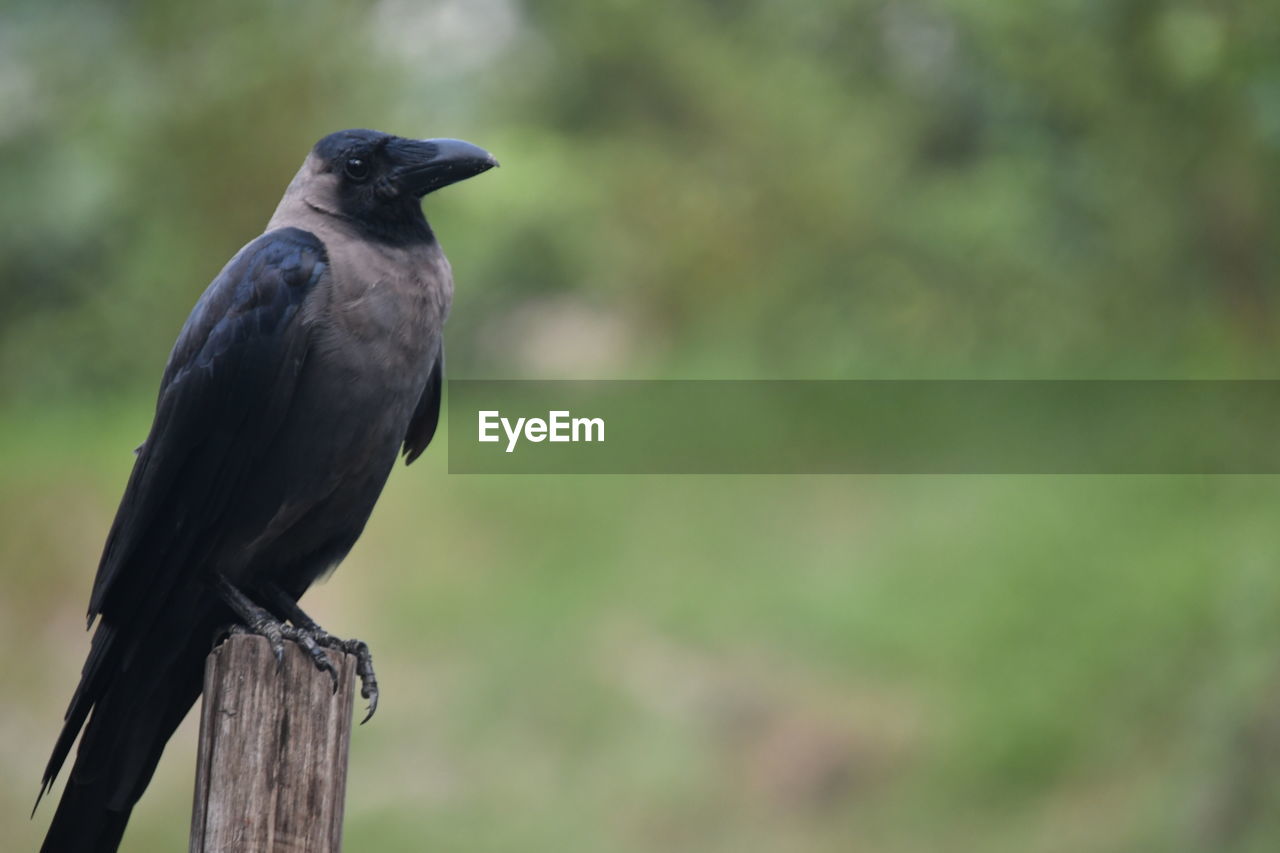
xmin=5 ymin=1 xmax=1280 ymax=850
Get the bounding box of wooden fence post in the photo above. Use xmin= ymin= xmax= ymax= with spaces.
xmin=189 ymin=633 xmax=356 ymax=852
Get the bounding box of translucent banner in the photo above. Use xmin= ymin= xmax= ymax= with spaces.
xmin=445 ymin=380 xmax=1280 ymax=474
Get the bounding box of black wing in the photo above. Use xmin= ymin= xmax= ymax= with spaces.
xmin=88 ymin=226 xmax=328 ymax=624
xmin=38 ymin=226 xmax=328 ymax=818
xmin=402 ymin=341 xmax=443 ymax=465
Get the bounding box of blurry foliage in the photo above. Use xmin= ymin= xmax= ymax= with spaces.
xmin=3 ymin=0 xmax=1279 ymax=401
xmin=4 ymin=2 xmax=1280 ymax=852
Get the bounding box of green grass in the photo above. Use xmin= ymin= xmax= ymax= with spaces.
xmin=6 ymin=401 xmax=1280 ymax=852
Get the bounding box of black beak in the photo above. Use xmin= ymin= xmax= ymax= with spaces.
xmin=388 ymin=137 xmax=498 ymax=197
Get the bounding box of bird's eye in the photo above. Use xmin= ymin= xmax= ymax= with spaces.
xmin=345 ymin=157 xmax=370 ymax=180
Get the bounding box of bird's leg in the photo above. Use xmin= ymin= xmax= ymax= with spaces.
xmin=262 ymin=584 xmax=380 ymax=723
xmin=260 ymin=587 xmax=340 ymax=692
xmin=216 ymin=577 xmax=288 ymax=662
xmin=263 ymin=587 xmax=326 ymax=634
xmin=215 ymin=578 xmax=341 ymax=695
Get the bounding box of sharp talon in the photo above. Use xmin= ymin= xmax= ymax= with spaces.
xmin=283 ymin=624 xmax=341 ymax=693
xmin=341 ymin=639 xmax=379 ymax=723
xmin=324 ymin=660 xmax=339 ymax=694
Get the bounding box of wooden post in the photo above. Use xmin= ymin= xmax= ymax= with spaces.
xmin=190 ymin=633 xmax=356 ymax=852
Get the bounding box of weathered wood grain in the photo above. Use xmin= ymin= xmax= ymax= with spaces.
xmin=190 ymin=633 xmax=356 ymax=853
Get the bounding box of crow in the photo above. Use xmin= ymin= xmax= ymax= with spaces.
xmin=36 ymin=129 xmax=496 ymax=852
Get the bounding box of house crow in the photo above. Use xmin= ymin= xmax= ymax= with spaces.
xmin=36 ymin=128 xmax=496 ymax=852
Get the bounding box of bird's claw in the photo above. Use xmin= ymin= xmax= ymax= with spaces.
xmin=351 ymin=640 xmax=379 ymax=724
xmin=223 ymin=608 xmax=286 ymax=664
xmin=281 ymin=625 xmax=340 ymax=693
xmin=215 ymin=579 xmax=378 ymax=718
xmin=311 ymin=635 xmax=378 ymax=721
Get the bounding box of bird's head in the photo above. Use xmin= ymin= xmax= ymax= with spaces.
xmin=279 ymin=129 xmax=497 ymax=244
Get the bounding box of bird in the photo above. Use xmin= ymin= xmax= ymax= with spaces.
xmin=35 ymin=128 xmax=497 ymax=852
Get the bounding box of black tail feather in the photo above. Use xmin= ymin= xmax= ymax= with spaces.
xmin=40 ymin=776 xmax=133 ymax=853
xmin=36 ymin=623 xmax=117 ymax=815
xmin=37 ymin=617 xmax=210 ymax=853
